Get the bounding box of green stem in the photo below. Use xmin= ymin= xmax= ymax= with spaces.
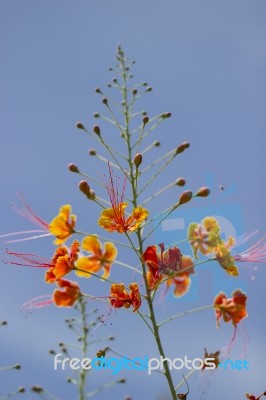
xmin=121 ymin=50 xmax=177 ymax=399
xmin=158 ymin=305 xmax=213 ymax=328
xmin=78 ymin=296 xmax=89 ymax=400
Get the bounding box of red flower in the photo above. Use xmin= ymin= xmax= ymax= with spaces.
xmin=109 ymin=283 xmax=141 ymax=312
xmin=142 ymin=244 xmax=183 ymax=290
xmin=6 ymin=240 xmax=80 ymax=283
xmin=214 ymin=289 xmax=248 ymax=327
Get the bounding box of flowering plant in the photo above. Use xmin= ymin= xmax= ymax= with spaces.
xmin=2 ymin=47 xmax=265 ymax=399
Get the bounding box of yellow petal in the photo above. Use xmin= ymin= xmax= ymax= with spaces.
xmin=203 ymin=217 xmax=220 ymax=233
xmin=82 ymin=235 xmax=101 ymax=254
xmin=75 ymin=257 xmax=101 ymax=278
xmin=49 ymin=204 xmax=76 ymax=244
xmin=103 ymin=242 xmax=117 ymax=261
xmin=132 ymin=206 xmax=149 ymax=222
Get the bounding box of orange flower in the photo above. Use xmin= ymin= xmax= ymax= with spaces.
xmin=187 ymin=217 xmax=222 ymax=259
xmin=142 ymin=244 xmax=183 ymax=290
xmin=49 ymin=205 xmax=76 ymax=245
xmin=129 ymin=283 xmax=141 ymax=312
xmin=214 ymin=289 xmax=248 ymax=327
xmin=166 ymin=256 xmax=195 ymax=298
xmin=53 ymin=279 xmax=80 ymax=307
xmin=0 ymin=199 xmax=77 ymax=245
xmin=98 ymin=164 xmax=148 ymax=233
xmin=5 ymin=240 xmax=80 ymax=283
xmin=98 ymin=203 xmax=148 ymax=233
xmin=45 ymin=240 xmax=80 ymax=283
xmin=75 ymin=236 xmax=117 ymax=279
xmin=109 ymin=283 xmax=141 ymax=312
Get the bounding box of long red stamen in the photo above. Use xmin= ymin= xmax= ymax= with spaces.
xmin=13 ymin=194 xmax=49 ymax=230
xmin=106 ymin=162 xmax=127 ymax=226
xmin=234 ymin=235 xmax=266 ymax=262
xmin=5 ymin=250 xmax=52 ymax=268
xmin=22 ymin=295 xmax=53 ymax=310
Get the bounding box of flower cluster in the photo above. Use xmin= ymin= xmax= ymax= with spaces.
xmin=1 ymin=48 xmax=265 ymax=400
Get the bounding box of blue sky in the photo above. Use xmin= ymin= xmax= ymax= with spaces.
xmin=1 ymin=1 xmax=266 ymax=399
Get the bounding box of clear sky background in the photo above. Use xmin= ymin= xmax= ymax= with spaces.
xmin=0 ymin=1 xmax=266 ymax=399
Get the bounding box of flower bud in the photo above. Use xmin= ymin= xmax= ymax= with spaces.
xmin=93 ymin=125 xmax=101 ymax=135
xmin=134 ymin=153 xmax=142 ymax=168
xmin=94 ymin=112 xmax=100 ymax=118
xmin=79 ymin=181 xmax=91 ymax=198
xmin=1 ymin=320 xmax=7 ymax=325
xmin=176 ymin=142 xmax=190 ymax=155
xmin=95 ymin=88 xmax=102 ymax=93
xmin=154 ymin=141 xmax=161 ymax=147
xmin=143 ymin=116 xmax=149 ymax=125
xmin=161 ymin=112 xmax=172 ymax=119
xmin=76 ymin=122 xmax=85 ymax=130
xmin=68 ymin=163 xmax=79 ymax=173
xmin=118 ymin=378 xmax=126 ymax=383
xmin=132 ymin=89 xmax=138 ymax=95
xmin=175 ymin=177 xmax=186 ymax=186
xmin=15 ymin=364 xmax=21 ymax=370
xmin=146 ymin=86 xmax=153 ymax=92
xmin=18 ymin=387 xmax=25 ymax=393
xmin=102 ymin=98 xmax=108 ymax=105
xmin=195 ymin=187 xmax=210 ymax=197
xmin=177 ymin=190 xmax=193 ymax=206
xmin=89 ymin=149 xmax=96 ymax=156
xmin=177 ymin=394 xmax=187 ymax=400
xmin=31 ymin=386 xmax=43 ymax=393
